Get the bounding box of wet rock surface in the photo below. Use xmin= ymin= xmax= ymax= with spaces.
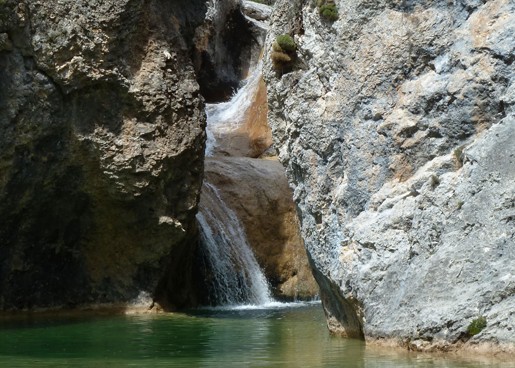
xmin=0 ymin=0 xmax=206 ymax=310
xmin=265 ymin=0 xmax=514 ymax=352
xmin=204 ymin=157 xmax=318 ymax=300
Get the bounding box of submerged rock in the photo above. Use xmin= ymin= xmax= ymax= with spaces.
xmin=0 ymin=0 xmax=206 ymax=310
xmin=265 ymin=0 xmax=515 ymax=352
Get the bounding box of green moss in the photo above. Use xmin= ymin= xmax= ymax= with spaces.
xmin=467 ymin=316 xmax=487 ymax=336
xmin=318 ymin=0 xmax=338 ymax=21
xmin=275 ymin=34 xmax=296 ymax=53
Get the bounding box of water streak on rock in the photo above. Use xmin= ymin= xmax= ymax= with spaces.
xmin=197 ymin=182 xmax=273 ymax=306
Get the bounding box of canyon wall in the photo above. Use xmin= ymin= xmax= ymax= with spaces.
xmin=0 ymin=0 xmax=206 ymax=310
xmin=265 ymin=0 xmax=514 ymax=352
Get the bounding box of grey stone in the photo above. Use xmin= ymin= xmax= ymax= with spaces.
xmin=265 ymin=0 xmax=515 ymax=353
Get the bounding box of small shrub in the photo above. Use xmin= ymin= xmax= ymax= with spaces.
xmin=271 ymin=34 xmax=297 ymax=73
xmin=453 ymin=145 xmax=465 ymax=168
xmin=275 ymin=34 xmax=296 ymax=53
xmin=318 ymin=0 xmax=338 ymax=21
xmin=272 ymin=42 xmax=284 ymax=52
xmin=467 ymin=316 xmax=487 ymax=336
xmin=430 ymin=174 xmax=440 ymax=189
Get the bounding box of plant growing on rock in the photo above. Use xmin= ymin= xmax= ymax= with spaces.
xmin=467 ymin=316 xmax=487 ymax=336
xmin=275 ymin=34 xmax=296 ymax=53
xmin=317 ymin=0 xmax=338 ymax=22
xmin=453 ymin=145 xmax=465 ymax=168
xmin=271 ymin=34 xmax=296 ymax=73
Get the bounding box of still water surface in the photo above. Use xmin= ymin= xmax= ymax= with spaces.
xmin=0 ymin=302 xmax=511 ymax=367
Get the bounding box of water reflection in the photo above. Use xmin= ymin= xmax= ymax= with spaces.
xmin=0 ymin=304 xmax=511 ymax=368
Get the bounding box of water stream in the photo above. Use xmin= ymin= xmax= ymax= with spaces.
xmin=195 ymin=55 xmax=275 ymax=307
xmin=204 ymin=61 xmax=263 ymax=157
xmin=197 ymin=182 xmax=273 ymax=306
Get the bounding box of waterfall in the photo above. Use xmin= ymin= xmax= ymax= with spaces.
xmin=197 ymin=182 xmax=273 ymax=306
xmin=204 ymin=61 xmax=263 ymax=157
xmin=197 ymin=48 xmax=274 ymax=306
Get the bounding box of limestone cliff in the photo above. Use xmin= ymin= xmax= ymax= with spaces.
xmin=0 ymin=0 xmax=206 ymax=310
xmin=265 ymin=0 xmax=514 ymax=352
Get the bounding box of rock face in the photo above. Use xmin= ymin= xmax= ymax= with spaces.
xmin=0 ymin=0 xmax=206 ymax=310
xmin=204 ymin=157 xmax=318 ymax=300
xmin=265 ymin=0 xmax=514 ymax=352
xmin=192 ymin=0 xmax=261 ymax=102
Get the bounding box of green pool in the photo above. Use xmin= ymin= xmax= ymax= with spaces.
xmin=0 ymin=302 xmax=510 ymax=367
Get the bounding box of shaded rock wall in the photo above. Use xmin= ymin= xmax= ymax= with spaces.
xmin=193 ymin=0 xmax=259 ymax=102
xmin=265 ymin=0 xmax=514 ymax=352
xmin=0 ymin=0 xmax=206 ymax=310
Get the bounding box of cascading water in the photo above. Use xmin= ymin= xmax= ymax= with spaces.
xmin=197 ymin=182 xmax=273 ymax=306
xmin=204 ymin=61 xmax=263 ymax=157
xmin=197 ymin=60 xmax=274 ymax=306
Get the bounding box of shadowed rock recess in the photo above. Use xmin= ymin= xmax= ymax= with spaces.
xmin=265 ymin=0 xmax=514 ymax=353
xmin=0 ymin=0 xmax=207 ymax=310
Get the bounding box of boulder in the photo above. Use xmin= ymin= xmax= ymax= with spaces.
xmin=204 ymin=157 xmax=318 ymax=300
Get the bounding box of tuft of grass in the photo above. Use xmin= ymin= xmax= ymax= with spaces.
xmin=271 ymin=51 xmax=291 ymax=63
xmin=453 ymin=145 xmax=465 ymax=168
xmin=430 ymin=174 xmax=440 ymax=189
xmin=467 ymin=316 xmax=487 ymax=336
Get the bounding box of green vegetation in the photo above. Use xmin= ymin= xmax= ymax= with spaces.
xmin=467 ymin=316 xmax=487 ymax=336
xmin=249 ymin=0 xmax=275 ymax=4
xmin=275 ymin=34 xmax=296 ymax=53
xmin=271 ymin=51 xmax=291 ymax=63
xmin=271 ymin=34 xmax=296 ymax=73
xmin=317 ymin=0 xmax=338 ymax=22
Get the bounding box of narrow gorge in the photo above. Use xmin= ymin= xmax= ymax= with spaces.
xmin=0 ymin=0 xmax=514 ymax=360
